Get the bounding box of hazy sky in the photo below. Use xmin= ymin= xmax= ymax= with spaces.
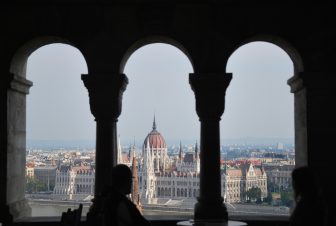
xmin=27 ymin=42 xmax=294 ymax=145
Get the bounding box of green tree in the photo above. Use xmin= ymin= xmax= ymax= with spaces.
xmin=256 ymin=197 xmax=262 ymax=204
xmin=264 ymin=192 xmax=273 ymax=204
xmin=26 ymin=177 xmax=47 ymax=193
xmin=267 ymin=179 xmax=277 ymax=193
xmin=280 ymin=191 xmax=294 ymax=207
xmin=244 ymin=187 xmax=261 ymax=202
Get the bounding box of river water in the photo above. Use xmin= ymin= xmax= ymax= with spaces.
xmin=28 ymin=200 xmax=289 ymax=219
xmin=28 ymin=201 xmax=193 ymax=218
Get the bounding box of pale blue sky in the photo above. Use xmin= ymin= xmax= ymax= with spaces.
xmin=27 ymin=42 xmax=294 ymax=145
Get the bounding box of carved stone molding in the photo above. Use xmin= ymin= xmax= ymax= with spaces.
xmin=288 ymin=74 xmax=304 ymax=93
xmin=8 ymin=74 xmax=32 ymax=95
xmin=82 ymin=73 xmax=128 ymax=120
xmin=189 ymin=73 xmax=232 ymax=121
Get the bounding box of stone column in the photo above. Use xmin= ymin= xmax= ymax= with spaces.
xmin=287 ymin=74 xmax=307 ymax=168
xmin=5 ymin=74 xmax=32 ymax=220
xmin=82 ymin=73 xmax=128 ymax=196
xmin=189 ymin=73 xmax=232 ymax=222
xmin=288 ymin=73 xmax=336 ymax=224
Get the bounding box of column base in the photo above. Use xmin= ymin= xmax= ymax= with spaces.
xmin=194 ymin=199 xmax=228 ymax=222
xmin=8 ymin=198 xmax=32 ymax=220
xmin=177 ymin=220 xmax=247 ymax=226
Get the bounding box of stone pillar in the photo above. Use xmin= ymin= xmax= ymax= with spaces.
xmin=5 ymin=74 xmax=32 ymax=220
xmin=82 ymin=73 xmax=128 ymax=196
xmin=287 ymin=74 xmax=307 ymax=168
xmin=189 ymin=73 xmax=232 ymax=222
xmin=288 ymin=73 xmax=336 ymax=225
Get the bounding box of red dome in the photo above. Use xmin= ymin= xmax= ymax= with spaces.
xmin=144 ymin=116 xmax=167 ymax=148
xmin=144 ymin=129 xmax=167 ymax=149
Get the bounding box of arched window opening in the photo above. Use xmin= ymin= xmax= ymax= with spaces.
xmin=25 ymin=44 xmax=94 ymax=217
xmin=223 ymin=41 xmax=295 ymax=216
xmin=119 ymin=43 xmax=196 ymax=218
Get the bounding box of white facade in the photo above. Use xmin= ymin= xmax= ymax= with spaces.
xmin=222 ymin=164 xmax=268 ymax=203
xmin=53 ymin=165 xmax=95 ymax=201
xmin=139 ymin=120 xmax=267 ymax=206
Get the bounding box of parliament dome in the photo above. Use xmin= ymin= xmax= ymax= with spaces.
xmin=144 ymin=117 xmax=167 ymax=149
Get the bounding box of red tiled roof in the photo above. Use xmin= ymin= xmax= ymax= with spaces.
xmin=254 ymin=168 xmax=263 ymax=176
xmin=26 ymin=162 xmax=35 ymax=168
xmin=228 ymin=169 xmax=242 ymax=177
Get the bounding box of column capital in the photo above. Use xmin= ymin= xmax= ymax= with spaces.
xmin=8 ymin=74 xmax=33 ymax=94
xmin=288 ymin=72 xmax=336 ymax=94
xmin=82 ymin=73 xmax=128 ymax=120
xmin=287 ymin=75 xmax=304 ymax=93
xmin=189 ymin=73 xmax=232 ymax=121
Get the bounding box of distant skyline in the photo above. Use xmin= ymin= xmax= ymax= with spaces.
xmin=27 ymin=137 xmax=294 ymax=150
xmin=27 ymin=42 xmax=294 ymax=145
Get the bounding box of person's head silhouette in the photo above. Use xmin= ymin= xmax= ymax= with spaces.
xmin=112 ymin=164 xmax=132 ymax=195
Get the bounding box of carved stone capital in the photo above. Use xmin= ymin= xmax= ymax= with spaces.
xmin=8 ymin=74 xmax=32 ymax=95
xmin=288 ymin=75 xmax=304 ymax=93
xmin=82 ymin=73 xmax=128 ymax=120
xmin=189 ymin=73 xmax=232 ymax=121
xmin=10 ymin=199 xmax=32 ymax=220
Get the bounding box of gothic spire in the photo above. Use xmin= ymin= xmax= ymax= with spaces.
xmin=131 ymin=155 xmax=142 ymax=211
xmin=152 ymin=114 xmax=157 ymax=130
xmin=117 ymin=135 xmax=122 ymax=164
xmin=131 ymin=156 xmax=139 ymax=204
xmin=195 ymin=140 xmax=199 ymax=159
xmin=179 ymin=141 xmax=183 ymax=160
xmin=129 ymin=143 xmax=132 ymax=160
xmin=224 ymin=160 xmax=227 ymax=174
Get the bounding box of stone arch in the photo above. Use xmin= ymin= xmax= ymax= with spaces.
xmin=226 ymin=35 xmax=304 ymax=74
xmin=225 ymin=35 xmax=307 ymax=167
xmin=118 ymin=37 xmax=197 ymax=175
xmin=119 ymin=36 xmax=194 ymax=73
xmin=10 ymin=36 xmax=88 ymax=78
xmin=7 ymin=37 xmax=89 ymax=219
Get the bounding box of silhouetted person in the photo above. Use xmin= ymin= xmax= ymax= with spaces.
xmin=101 ymin=164 xmax=151 ymax=226
xmin=289 ymin=166 xmax=326 ymax=226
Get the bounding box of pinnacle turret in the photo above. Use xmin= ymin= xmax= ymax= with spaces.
xmin=152 ymin=115 xmax=157 ymax=130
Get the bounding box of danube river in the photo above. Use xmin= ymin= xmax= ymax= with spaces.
xmin=28 ymin=199 xmax=289 ymax=219
xmin=28 ymin=200 xmax=195 ymax=221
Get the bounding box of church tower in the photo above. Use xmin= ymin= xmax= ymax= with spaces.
xmin=140 ymin=139 xmax=156 ymax=203
xmin=117 ymin=136 xmax=123 ymax=164
xmin=194 ymin=140 xmax=200 ymax=173
xmin=131 ymin=155 xmax=142 ymax=211
xmin=179 ymin=141 xmax=183 ymax=164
